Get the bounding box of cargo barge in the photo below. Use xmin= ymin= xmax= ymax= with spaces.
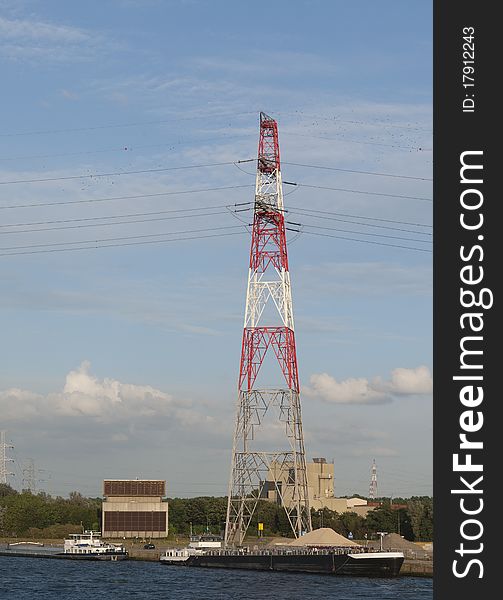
xmin=160 ymin=547 xmax=404 ymax=577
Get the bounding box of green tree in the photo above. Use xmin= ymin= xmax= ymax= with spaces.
xmin=0 ymin=483 xmax=17 ymax=498
xmin=365 ymin=506 xmax=397 ymax=535
xmin=407 ymin=497 xmax=433 ymax=541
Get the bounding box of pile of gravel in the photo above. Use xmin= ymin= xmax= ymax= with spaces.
xmin=370 ymin=533 xmax=432 ymax=559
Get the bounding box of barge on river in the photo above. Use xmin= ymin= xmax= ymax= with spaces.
xmin=1 ymin=531 xmax=128 ymax=561
xmin=160 ymin=546 xmax=404 ymax=577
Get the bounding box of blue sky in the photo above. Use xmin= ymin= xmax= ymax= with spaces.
xmin=0 ymin=0 xmax=432 ymax=499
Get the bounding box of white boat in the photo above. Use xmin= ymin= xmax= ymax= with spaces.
xmin=61 ymin=530 xmax=128 ymax=561
xmin=188 ymin=534 xmax=223 ymax=550
xmin=160 ymin=547 xmax=202 ymax=564
xmin=160 ymin=534 xmax=223 ymax=565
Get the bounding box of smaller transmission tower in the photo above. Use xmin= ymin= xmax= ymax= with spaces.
xmin=22 ymin=458 xmax=37 ymax=493
xmin=0 ymin=431 xmax=15 ymax=485
xmin=368 ymin=459 xmax=378 ymax=499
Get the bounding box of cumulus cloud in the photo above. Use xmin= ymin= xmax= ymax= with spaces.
xmin=0 ymin=387 xmax=43 ymax=419
xmin=303 ymin=373 xmax=389 ymax=405
xmin=303 ymin=365 xmax=432 ymax=405
xmin=372 ymin=365 xmax=433 ymax=395
xmin=0 ymin=361 xmax=212 ymax=427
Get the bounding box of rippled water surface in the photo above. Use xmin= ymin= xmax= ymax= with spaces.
xmin=1 ymin=556 xmax=433 ymax=599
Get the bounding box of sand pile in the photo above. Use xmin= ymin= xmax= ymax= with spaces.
xmin=372 ymin=533 xmax=432 ymax=558
xmin=287 ymin=528 xmax=359 ymax=547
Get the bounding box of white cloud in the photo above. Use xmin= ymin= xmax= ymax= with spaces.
xmin=0 ymin=387 xmax=42 ymax=419
xmin=303 ymin=373 xmax=389 ymax=405
xmin=303 ymin=365 xmax=432 ymax=405
xmin=372 ymin=365 xmax=433 ymax=395
xmin=0 ymin=361 xmax=212 ymax=426
xmin=44 ymin=360 xmax=175 ymax=419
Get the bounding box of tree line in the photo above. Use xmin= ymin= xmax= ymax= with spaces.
xmin=0 ymin=484 xmax=433 ymax=542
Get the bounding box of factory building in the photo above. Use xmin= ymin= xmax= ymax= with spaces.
xmin=102 ymin=479 xmax=168 ymax=538
xmin=263 ymin=458 xmax=372 ymax=516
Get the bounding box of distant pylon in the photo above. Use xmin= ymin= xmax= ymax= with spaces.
xmin=369 ymin=459 xmax=378 ymax=499
xmin=225 ymin=113 xmax=311 ymax=546
xmin=0 ymin=431 xmax=15 ymax=485
xmin=22 ymin=458 xmax=37 ymax=493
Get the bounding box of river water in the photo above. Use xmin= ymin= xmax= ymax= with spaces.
xmin=1 ymin=556 xmax=432 ymax=599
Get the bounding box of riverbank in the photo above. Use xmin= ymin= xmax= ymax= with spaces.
xmin=400 ymin=559 xmax=433 ymax=577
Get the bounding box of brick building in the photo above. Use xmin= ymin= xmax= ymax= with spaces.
xmin=102 ymin=479 xmax=168 ymax=539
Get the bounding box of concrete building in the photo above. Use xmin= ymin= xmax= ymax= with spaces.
xmin=102 ymin=480 xmax=168 ymax=539
xmin=263 ymin=458 xmax=372 ymax=515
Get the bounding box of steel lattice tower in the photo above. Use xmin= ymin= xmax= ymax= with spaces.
xmin=22 ymin=458 xmax=37 ymax=493
xmin=225 ymin=113 xmax=312 ymax=546
xmin=0 ymin=431 xmax=14 ymax=485
xmin=369 ymin=459 xmax=378 ymax=500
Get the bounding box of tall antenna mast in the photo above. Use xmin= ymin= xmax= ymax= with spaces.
xmin=225 ymin=112 xmax=311 ymax=546
xmin=369 ymin=458 xmax=378 ymax=500
xmin=0 ymin=431 xmax=15 ymax=485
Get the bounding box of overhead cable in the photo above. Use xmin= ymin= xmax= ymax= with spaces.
xmin=0 ymin=184 xmax=254 ymax=211
xmin=284 ymin=181 xmax=432 ymax=202
xmin=282 ymin=161 xmax=432 ymax=181
xmin=0 ymin=159 xmax=255 ymax=186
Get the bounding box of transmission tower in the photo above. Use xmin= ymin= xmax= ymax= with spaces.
xmin=369 ymin=458 xmax=378 ymax=499
xmin=22 ymin=458 xmax=37 ymax=493
xmin=0 ymin=431 xmax=15 ymax=485
xmin=225 ymin=112 xmax=312 ymax=546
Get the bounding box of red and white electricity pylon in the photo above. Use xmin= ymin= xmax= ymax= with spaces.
xmin=225 ymin=113 xmax=312 ymax=546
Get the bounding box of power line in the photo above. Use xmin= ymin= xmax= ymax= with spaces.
xmin=0 ymin=203 xmax=251 ymax=230
xmin=287 ymin=209 xmax=432 ymax=236
xmin=287 ymin=205 xmax=432 ymax=228
xmin=293 ymin=222 xmax=431 ymax=244
xmin=0 ymin=109 xmax=431 ymax=140
xmin=0 ymin=226 xmax=247 ymax=257
xmin=0 ymin=224 xmax=242 ymax=251
xmin=282 ymin=131 xmax=431 ymax=152
xmin=0 ymin=110 xmax=255 ymax=138
xmin=0 ymin=135 xmax=249 ymax=162
xmin=0 ymin=200 xmax=431 ymax=241
xmin=299 ymin=229 xmax=432 ymax=253
xmin=233 ymin=159 xmax=433 ymax=201
xmin=0 ymin=159 xmax=254 ymax=186
xmin=0 ymin=209 xmax=239 ymax=236
xmin=0 ymin=184 xmax=254 ymax=211
xmin=284 ymin=181 xmax=432 ymax=202
xmin=282 ymin=161 xmax=432 ymax=182
xmin=1 ymin=181 xmax=432 ymax=215
xmin=0 ymin=205 xmax=428 ymax=242
xmin=274 ymin=110 xmax=432 ymax=133
xmin=0 ymin=225 xmax=432 ymax=258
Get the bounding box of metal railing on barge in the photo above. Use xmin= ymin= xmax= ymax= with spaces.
xmin=204 ymin=546 xmax=383 ymax=557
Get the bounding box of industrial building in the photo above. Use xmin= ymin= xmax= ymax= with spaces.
xmin=101 ymin=479 xmax=168 ymax=538
xmin=263 ymin=458 xmax=373 ymax=516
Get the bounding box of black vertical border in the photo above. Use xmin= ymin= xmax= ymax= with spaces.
xmin=434 ymin=2 xmax=497 ymax=597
